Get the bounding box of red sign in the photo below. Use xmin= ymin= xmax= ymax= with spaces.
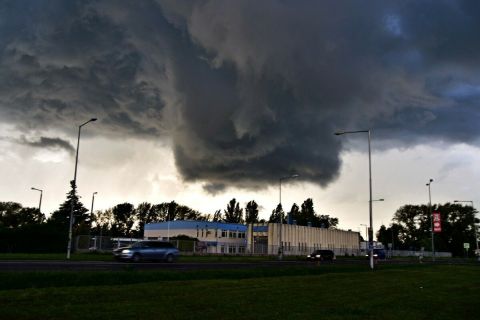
xmin=433 ymin=212 xmax=442 ymax=233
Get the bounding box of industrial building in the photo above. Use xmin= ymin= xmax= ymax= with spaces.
xmin=144 ymin=220 xmax=360 ymax=256
xmin=144 ymin=220 xmax=248 ymax=254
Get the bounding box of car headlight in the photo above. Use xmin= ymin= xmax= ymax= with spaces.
xmin=316 ymin=255 xmax=321 ymax=258
xmin=122 ymin=249 xmax=131 ymax=254
xmin=307 ymin=255 xmax=311 ymax=258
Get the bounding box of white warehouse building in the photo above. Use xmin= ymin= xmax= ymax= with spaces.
xmin=145 ymin=220 xmax=360 ymax=256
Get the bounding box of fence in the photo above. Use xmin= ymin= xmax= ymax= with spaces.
xmin=389 ymin=249 xmax=451 ymax=258
xmin=76 ymin=235 xmax=362 ymax=256
xmin=75 ymin=236 xmax=452 ymax=257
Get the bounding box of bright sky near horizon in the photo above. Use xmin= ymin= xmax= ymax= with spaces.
xmin=1 ymin=1 xmax=480 ymax=238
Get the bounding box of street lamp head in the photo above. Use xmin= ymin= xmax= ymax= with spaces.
xmin=90 ymin=118 xmax=97 ymax=122
xmin=334 ymin=131 xmax=344 ymax=136
xmin=93 ymin=191 xmax=98 ymax=195
xmin=280 ymin=174 xmax=300 ymax=181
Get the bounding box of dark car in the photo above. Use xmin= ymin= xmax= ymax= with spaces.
xmin=306 ymin=249 xmax=336 ymax=261
xmin=113 ymin=241 xmax=179 ymax=262
xmin=365 ymin=248 xmax=386 ymax=260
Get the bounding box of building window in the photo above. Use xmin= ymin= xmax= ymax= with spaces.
xmin=222 ymin=230 xmax=227 ymax=238
xmin=238 ymin=246 xmax=245 ymax=254
xmin=228 ymin=246 xmax=236 ymax=254
xmin=221 ymin=245 xmax=225 ymax=253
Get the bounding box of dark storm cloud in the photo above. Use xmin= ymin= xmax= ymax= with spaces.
xmin=18 ymin=136 xmax=75 ymax=156
xmin=0 ymin=0 xmax=479 ymax=190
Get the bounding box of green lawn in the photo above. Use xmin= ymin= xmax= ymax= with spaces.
xmin=0 ymin=265 xmax=478 ymax=319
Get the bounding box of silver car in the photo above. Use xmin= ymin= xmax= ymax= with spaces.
xmin=113 ymin=241 xmax=179 ymax=262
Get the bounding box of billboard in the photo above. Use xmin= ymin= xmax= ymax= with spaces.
xmin=433 ymin=212 xmax=442 ymax=233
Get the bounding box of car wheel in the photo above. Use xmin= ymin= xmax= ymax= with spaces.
xmin=132 ymin=253 xmax=141 ymax=263
xmin=166 ymin=254 xmax=174 ymax=263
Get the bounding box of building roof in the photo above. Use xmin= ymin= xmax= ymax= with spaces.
xmin=145 ymin=220 xmax=248 ymax=231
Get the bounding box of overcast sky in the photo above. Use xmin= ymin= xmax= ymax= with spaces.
xmin=1 ymin=0 xmax=480 ymax=238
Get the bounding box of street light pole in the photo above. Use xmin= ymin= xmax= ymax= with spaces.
xmin=426 ymin=179 xmax=434 ymax=262
xmin=67 ymin=118 xmax=97 ymax=260
xmin=278 ymin=174 xmax=299 ymax=260
xmin=89 ymin=191 xmax=97 ymax=250
xmin=31 ymin=187 xmax=43 ymax=213
xmin=360 ymin=224 xmax=368 ymax=243
xmin=335 ymin=129 xmax=375 ymax=270
xmin=90 ymin=192 xmax=97 ymax=227
xmin=454 ymin=200 xmax=479 ymax=259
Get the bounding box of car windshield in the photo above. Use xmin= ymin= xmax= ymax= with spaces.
xmin=131 ymin=242 xmax=148 ymax=248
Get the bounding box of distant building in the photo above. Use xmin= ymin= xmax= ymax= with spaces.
xmin=144 ymin=220 xmax=247 ymax=254
xmin=248 ymin=223 xmax=360 ymax=256
xmin=144 ymin=220 xmax=360 ymax=255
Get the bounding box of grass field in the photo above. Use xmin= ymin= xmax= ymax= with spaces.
xmin=0 ymin=264 xmax=478 ymax=319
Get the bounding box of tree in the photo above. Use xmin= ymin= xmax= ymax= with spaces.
xmin=287 ymin=203 xmax=300 ymax=225
xmin=167 ymin=201 xmax=178 ymax=221
xmin=245 ymin=200 xmax=259 ymax=224
xmin=315 ymin=215 xmax=338 ymax=229
xmin=93 ymin=208 xmax=113 ymax=236
xmin=392 ymin=204 xmax=426 ymax=250
xmin=135 ymin=202 xmax=161 ymax=236
xmin=0 ymin=202 xmax=45 ymax=228
xmin=224 ymin=198 xmax=243 ymax=223
xmin=388 ymin=202 xmax=479 ymax=256
xmin=49 ymin=181 xmax=89 ymax=235
xmin=376 ymin=223 xmax=402 ymax=250
xmin=111 ymin=203 xmax=136 ymax=236
xmin=212 ymin=210 xmax=223 ymax=222
xmin=300 ymin=198 xmax=316 ymax=226
xmin=269 ymin=204 xmax=283 ymax=223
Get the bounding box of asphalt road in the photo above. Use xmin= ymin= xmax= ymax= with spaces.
xmin=0 ymin=258 xmax=475 ymax=272
xmin=0 ymin=260 xmax=317 ymax=272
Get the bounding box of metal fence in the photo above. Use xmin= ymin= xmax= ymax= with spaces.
xmin=75 ymin=236 xmax=452 ymax=257
xmin=76 ymin=235 xmax=362 ymax=256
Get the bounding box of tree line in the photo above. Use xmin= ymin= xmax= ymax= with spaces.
xmin=3 ymin=181 xmax=478 ymax=257
xmin=2 ymin=182 xmax=478 ymax=257
xmin=376 ymin=203 xmax=479 ymax=257
xmin=0 ymin=183 xmax=338 ymax=252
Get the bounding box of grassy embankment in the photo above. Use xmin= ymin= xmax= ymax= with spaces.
xmin=0 ymin=264 xmax=478 ymax=319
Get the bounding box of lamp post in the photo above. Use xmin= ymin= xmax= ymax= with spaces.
xmin=335 ymin=129 xmax=374 ymax=269
xmin=360 ymin=224 xmax=368 ymax=243
xmin=90 ymin=191 xmax=97 ymax=227
xmin=89 ymin=192 xmax=97 ymax=250
xmin=167 ymin=209 xmax=170 ymax=242
xmin=67 ymin=118 xmax=97 ymax=260
xmin=31 ymin=187 xmax=43 ymax=213
xmin=278 ymin=174 xmax=299 ymax=260
xmin=426 ymin=179 xmax=434 ymax=262
xmin=454 ymin=200 xmax=479 ymax=260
